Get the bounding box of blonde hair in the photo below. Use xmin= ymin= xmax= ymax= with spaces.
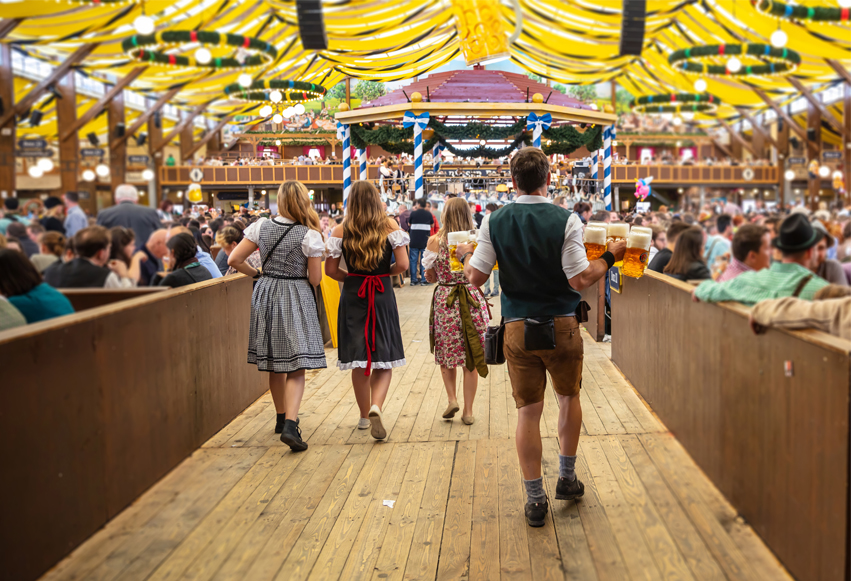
xmin=436 ymin=197 xmax=475 ymax=243
xmin=342 ymin=181 xmax=395 ymax=272
xmin=215 ymin=226 xmax=242 ymax=247
xmin=277 ymin=181 xmax=322 ymax=237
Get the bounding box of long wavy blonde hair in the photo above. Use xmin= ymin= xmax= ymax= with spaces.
xmin=436 ymin=197 xmax=475 ymax=243
xmin=342 ymin=181 xmax=395 ymax=272
xmin=277 ymin=181 xmax=322 ymax=237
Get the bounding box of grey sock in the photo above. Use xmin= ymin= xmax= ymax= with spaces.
xmin=559 ymin=454 xmax=577 ymax=481
xmin=524 ymin=477 xmax=546 ymax=504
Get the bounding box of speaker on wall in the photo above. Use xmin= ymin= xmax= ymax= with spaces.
xmin=29 ymin=109 xmax=43 ymax=127
xmin=296 ymin=0 xmax=328 ymax=50
xmin=154 ymin=111 xmax=162 ymax=129
xmin=87 ymin=132 xmax=99 ymax=146
xmin=136 ymin=132 xmax=147 ymax=146
xmin=115 ymin=122 xmax=125 ymax=138
xmin=619 ymin=0 xmax=647 ymax=56
xmin=807 ymin=128 xmax=817 ymax=142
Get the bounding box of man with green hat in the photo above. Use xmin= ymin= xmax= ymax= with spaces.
xmin=694 ymin=214 xmax=829 ymax=306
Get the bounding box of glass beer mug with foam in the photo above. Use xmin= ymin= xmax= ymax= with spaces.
xmin=606 ymin=222 xmax=629 ymax=267
xmin=448 ymin=230 xmax=477 ymax=273
xmin=583 ymin=225 xmax=607 ymax=261
xmin=623 ymin=227 xmax=652 ymax=278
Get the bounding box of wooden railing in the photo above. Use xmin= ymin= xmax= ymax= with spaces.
xmin=610 ymin=270 xmax=851 ymax=581
xmin=611 ymin=163 xmax=778 ymax=184
xmin=160 ymin=164 xmax=362 ymax=186
xmin=0 ymin=276 xmax=266 ymax=581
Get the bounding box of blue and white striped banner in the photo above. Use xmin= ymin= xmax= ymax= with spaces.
xmin=403 ymin=111 xmax=429 ymax=200
xmin=603 ymin=126 xmax=615 ymax=211
xmin=357 ymin=148 xmax=366 ymax=179
xmin=526 ymin=112 xmax=552 ymax=148
xmin=337 ymin=121 xmax=351 ymax=206
xmin=591 ymin=150 xmax=598 ymax=182
xmin=432 ymin=143 xmax=444 ymax=174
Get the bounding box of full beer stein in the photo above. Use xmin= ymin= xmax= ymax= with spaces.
xmin=607 ymin=222 xmax=629 ymax=267
xmin=449 ymin=230 xmax=477 ymax=272
xmin=583 ymin=225 xmax=607 ymax=261
xmin=623 ymin=228 xmax=652 ymax=278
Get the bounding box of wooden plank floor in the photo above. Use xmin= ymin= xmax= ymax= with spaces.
xmin=41 ymin=284 xmax=792 ymax=581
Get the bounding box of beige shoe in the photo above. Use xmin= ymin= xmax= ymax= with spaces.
xmin=442 ymin=401 xmax=460 ymax=419
xmin=368 ymin=405 xmax=386 ymax=440
xmin=462 ymin=416 xmax=475 ymax=425
xmin=357 ymin=417 xmax=370 ymax=430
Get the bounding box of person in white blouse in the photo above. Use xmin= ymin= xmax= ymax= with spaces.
xmin=325 ymin=181 xmax=410 ymax=440
xmin=228 ymin=181 xmax=327 ymax=452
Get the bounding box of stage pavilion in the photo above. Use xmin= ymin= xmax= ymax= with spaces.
xmin=0 ymin=1 xmax=849 ymax=581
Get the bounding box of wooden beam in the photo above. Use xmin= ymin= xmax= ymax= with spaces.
xmin=753 ymin=88 xmax=809 ymax=143
xmin=59 ymin=66 xmax=146 ymax=142
xmin=0 ymin=43 xmax=15 ymax=197
xmin=147 ymin=97 xmax=163 ymax=203
xmin=56 ymin=70 xmax=79 ymax=194
xmin=179 ymin=112 xmax=195 ymax=163
xmin=825 ymin=59 xmax=851 ymax=86
xmin=807 ymin=100 xmax=822 ymax=211
xmin=184 ymin=113 xmax=237 ymax=159
xmin=787 ymin=77 xmax=843 ymax=133
xmin=110 ymin=86 xmax=182 ymax=150
xmin=108 ymin=89 xmax=126 ymax=192
xmin=718 ymin=118 xmax=756 ymax=158
xmin=845 ymin=81 xmax=851 ymax=200
xmin=734 ymin=107 xmax=778 ymax=148
xmin=345 ymin=77 xmax=351 ymax=106
xmin=0 ymin=42 xmax=97 ymax=128
xmin=152 ymin=101 xmax=211 ymax=154
xmin=0 ymin=18 xmax=22 ymax=40
xmin=711 ymin=138 xmax=733 ymax=158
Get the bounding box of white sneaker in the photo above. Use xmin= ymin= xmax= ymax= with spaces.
xmin=368 ymin=404 xmax=386 ymax=440
xmin=357 ymin=417 xmax=370 ymax=430
xmin=602 ymin=334 xmax=611 ymax=343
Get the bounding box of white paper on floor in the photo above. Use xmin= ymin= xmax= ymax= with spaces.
xmin=383 ymin=500 xmax=395 ymax=508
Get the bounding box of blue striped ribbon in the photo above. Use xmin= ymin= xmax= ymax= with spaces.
xmin=603 ymin=125 xmax=615 ymax=211
xmin=402 ymin=111 xmax=429 ymax=200
xmin=432 ymin=143 xmax=444 ymax=174
xmin=357 ymin=148 xmax=366 ymax=179
xmin=337 ymin=122 xmax=351 ymax=206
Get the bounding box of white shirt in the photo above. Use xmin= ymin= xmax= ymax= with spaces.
xmin=468 ymin=195 xmax=589 ymax=282
xmin=243 ymin=217 xmax=326 ymax=258
xmin=326 ymin=230 xmax=409 ymax=258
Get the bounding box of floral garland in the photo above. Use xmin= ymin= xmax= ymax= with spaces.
xmin=631 ymin=93 xmax=720 ymax=114
xmin=752 ymin=0 xmax=850 ymax=23
xmin=223 ymin=80 xmax=326 ymax=103
xmin=668 ymin=44 xmax=800 ymax=77
xmin=122 ymin=30 xmax=277 ymax=69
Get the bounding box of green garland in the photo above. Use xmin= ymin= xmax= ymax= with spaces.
xmin=223 ymin=80 xmax=326 ymax=103
xmin=753 ymin=0 xmax=850 ymax=23
xmin=258 ymin=139 xmax=330 ymax=147
xmin=429 ymin=118 xmax=528 ymax=141
xmin=122 ymin=30 xmax=277 ymax=69
xmin=631 ymin=93 xmax=720 ymax=114
xmin=668 ymin=44 xmax=800 ymax=77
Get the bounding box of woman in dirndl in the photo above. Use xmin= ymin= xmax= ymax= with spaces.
xmin=325 ymin=181 xmax=410 ymax=440
xmin=228 ymin=181 xmax=326 ymax=452
xmin=423 ymin=197 xmax=490 ymax=425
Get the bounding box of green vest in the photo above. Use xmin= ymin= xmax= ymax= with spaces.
xmin=488 ymin=202 xmax=581 ymax=319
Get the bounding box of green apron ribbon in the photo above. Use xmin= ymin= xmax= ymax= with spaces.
xmin=430 ymin=283 xmax=488 ymax=378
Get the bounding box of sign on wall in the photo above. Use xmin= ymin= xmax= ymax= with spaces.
xmin=18 ymin=139 xmax=47 ymax=149
xmin=189 ymin=168 xmax=204 ymax=183
xmin=128 ymin=155 xmax=150 ymax=165
xmin=80 ymin=148 xmax=105 ymax=158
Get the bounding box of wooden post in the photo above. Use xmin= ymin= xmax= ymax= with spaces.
xmin=611 ymin=81 xmax=616 ymax=111
xmin=108 ymin=89 xmax=126 ymax=193
xmin=777 ymin=116 xmax=789 ymax=208
xmin=807 ymin=100 xmax=822 ymax=211
xmin=751 ymin=115 xmax=764 ymax=160
xmin=148 ymin=99 xmax=163 ymax=203
xmin=345 ymin=77 xmax=351 ymax=107
xmin=207 ymin=119 xmax=221 ymax=155
xmin=56 ymin=71 xmax=79 ymax=195
xmin=0 ymin=43 xmax=15 ymax=198
xmin=180 ymin=112 xmax=195 ymax=164
xmin=845 ymin=82 xmax=851 ymax=202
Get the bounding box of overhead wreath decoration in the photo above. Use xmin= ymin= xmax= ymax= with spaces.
xmin=223 ymin=80 xmax=326 ymax=103
xmin=631 ymin=93 xmax=720 ymax=114
xmin=668 ymin=44 xmax=800 ymax=77
xmin=752 ymin=0 xmax=850 ymax=23
xmin=122 ymin=30 xmax=278 ymax=69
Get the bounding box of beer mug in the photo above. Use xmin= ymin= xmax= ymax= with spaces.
xmin=584 ymin=225 xmax=607 ymax=261
xmin=607 ymin=222 xmax=630 ymax=267
xmin=623 ymin=228 xmax=652 ymax=278
xmin=448 ymin=230 xmax=477 ymax=273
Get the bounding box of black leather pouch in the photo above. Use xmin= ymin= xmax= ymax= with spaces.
xmin=575 ymin=301 xmax=590 ymax=323
xmin=524 ymin=317 xmax=556 ymax=350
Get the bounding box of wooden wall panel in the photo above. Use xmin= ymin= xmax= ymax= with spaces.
xmin=579 ymin=278 xmax=605 ymax=342
xmin=611 ymin=271 xmax=851 ymax=581
xmin=0 ymin=276 xmax=266 ymax=581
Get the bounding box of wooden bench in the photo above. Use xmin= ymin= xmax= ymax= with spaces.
xmin=611 ymin=270 xmax=851 ymax=581
xmin=0 ymin=276 xmax=266 ymax=581
xmin=60 ymin=287 xmax=170 ymax=311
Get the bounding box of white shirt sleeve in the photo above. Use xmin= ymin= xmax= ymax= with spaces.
xmin=422 ymin=249 xmax=439 ymax=270
xmin=301 ymin=229 xmax=326 ymax=258
xmin=388 ymin=230 xmax=410 ymax=248
xmin=562 ymin=213 xmax=590 ymax=280
xmin=326 ymin=236 xmax=343 ymax=258
xmin=468 ymin=214 xmax=497 ymax=273
xmin=104 ymin=272 xmax=135 ymax=289
xmin=243 ymin=217 xmax=267 ymax=245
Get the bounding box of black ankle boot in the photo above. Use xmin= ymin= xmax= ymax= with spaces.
xmin=274 ymin=413 xmax=286 ymax=434
xmin=280 ymin=419 xmax=307 ymax=452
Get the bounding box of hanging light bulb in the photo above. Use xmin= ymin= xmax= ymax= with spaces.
xmin=839 ymin=0 xmax=851 ymax=8
xmin=195 ymin=47 xmax=212 ymax=65
xmin=770 ymin=29 xmax=787 ymax=48
xmin=284 ymin=107 xmax=295 ymax=117
xmin=82 ymin=169 xmax=96 ymax=182
xmin=142 ymin=169 xmax=155 ymax=181
xmin=726 ymin=56 xmax=742 ymax=73
xmin=95 ymin=163 xmax=110 ymax=177
xmin=694 ymin=78 xmax=707 ymax=92
xmin=134 ymin=14 xmax=155 ymax=35
xmin=37 ymin=158 xmax=54 ymax=172
xmin=672 ymin=116 xmax=683 ymax=126
xmin=479 ymin=139 xmax=486 ymax=146
xmin=238 ymin=73 xmax=253 ymax=88
xmin=272 ymin=113 xmax=283 ymax=124
xmin=269 ymin=90 xmax=283 ymax=103
xmin=784 ymin=169 xmax=795 ymax=181
xmin=818 ymin=165 xmax=830 ymax=178
xmin=28 ymin=165 xmax=43 ymax=178
xmin=259 ymin=105 xmax=273 ymax=117
xmin=294 ymin=103 xmax=305 ymax=115
xmin=275 ymin=139 xmax=281 ymax=146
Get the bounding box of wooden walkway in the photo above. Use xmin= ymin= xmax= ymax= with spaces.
xmin=41 ymin=284 xmax=792 ymax=581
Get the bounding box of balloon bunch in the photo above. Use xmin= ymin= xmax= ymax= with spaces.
xmin=635 ymin=176 xmax=653 ymax=201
